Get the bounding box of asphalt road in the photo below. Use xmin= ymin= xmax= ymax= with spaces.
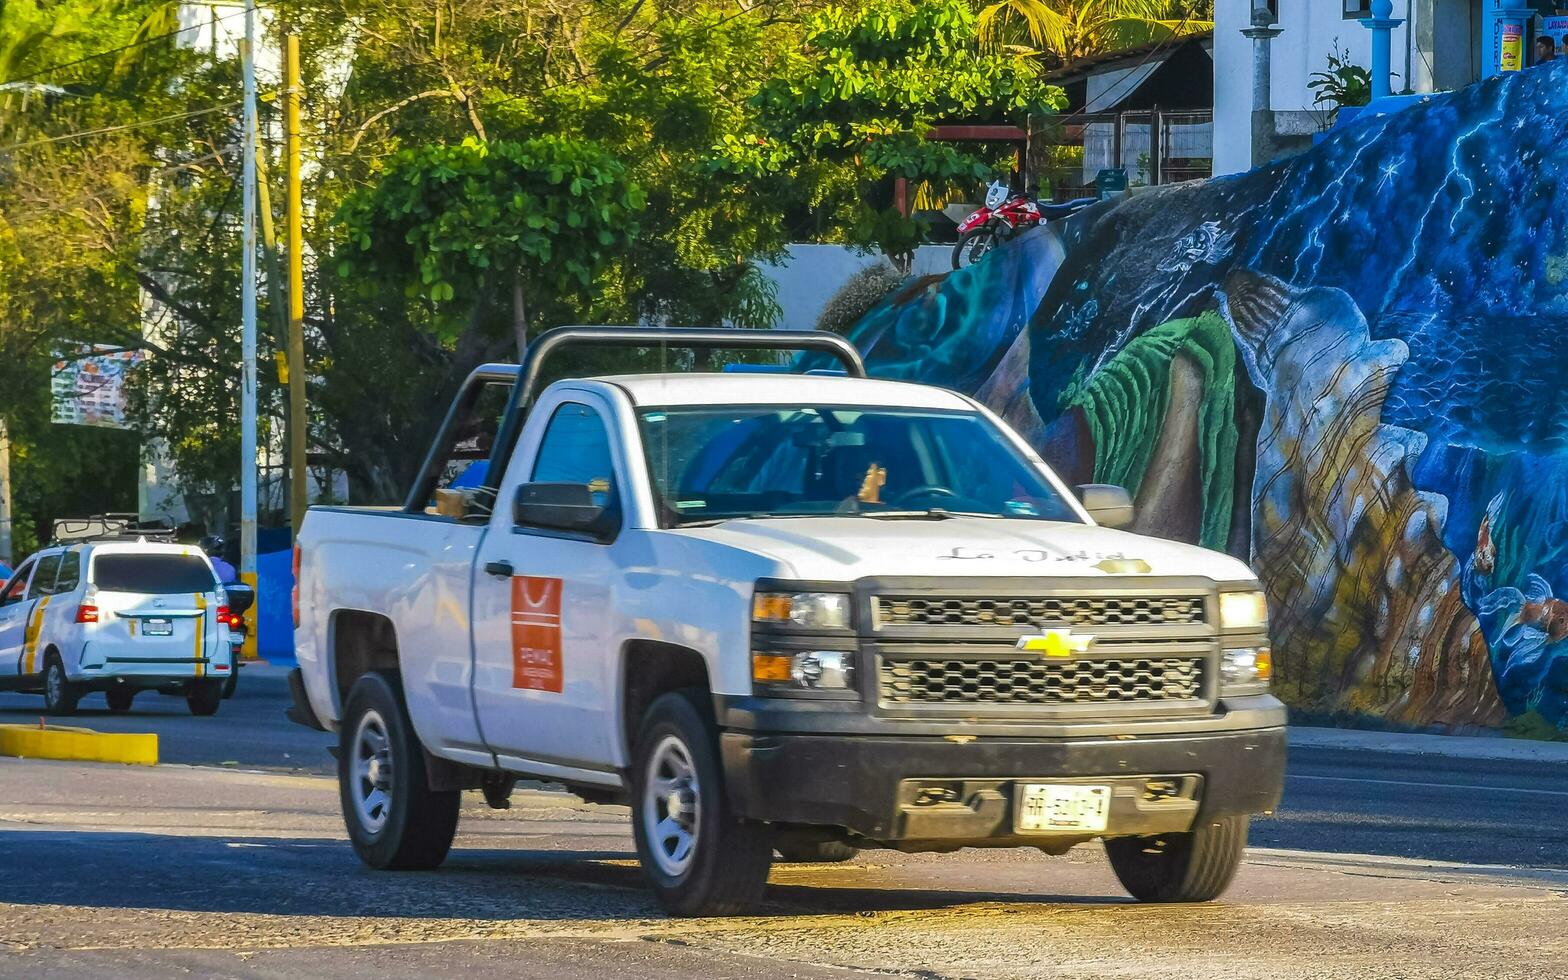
xmin=2 ymin=760 xmax=1565 ymax=979
xmin=0 ymin=660 xmax=333 ymax=773
xmin=6 ymin=667 xmax=1565 ymax=871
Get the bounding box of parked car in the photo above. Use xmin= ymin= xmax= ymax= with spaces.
xmin=289 ymin=327 xmax=1285 ymax=916
xmin=0 ymin=539 xmax=246 ymax=715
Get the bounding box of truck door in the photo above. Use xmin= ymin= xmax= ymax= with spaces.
xmin=0 ymin=560 xmax=36 ymax=676
xmin=471 ymin=391 xmax=625 ymax=774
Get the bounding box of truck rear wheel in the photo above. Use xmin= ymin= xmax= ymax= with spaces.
xmin=630 ymin=690 xmax=773 ymax=916
xmin=339 ymin=671 xmax=460 ymax=871
xmin=1104 ymin=814 xmax=1249 ymax=903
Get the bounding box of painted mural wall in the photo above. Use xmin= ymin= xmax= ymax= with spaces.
xmin=831 ymin=61 xmax=1568 ymax=734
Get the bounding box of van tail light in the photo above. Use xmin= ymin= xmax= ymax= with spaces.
xmin=217 ymin=605 xmax=243 ymax=629
xmin=75 ymin=604 xmax=99 ymax=624
xmin=292 ymin=543 xmax=301 ymax=628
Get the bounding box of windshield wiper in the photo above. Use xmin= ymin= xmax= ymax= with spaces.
xmin=859 ymin=508 xmax=1009 ymax=520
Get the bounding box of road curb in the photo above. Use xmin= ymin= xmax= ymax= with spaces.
xmin=0 ymin=723 xmax=158 ymax=766
xmin=1290 ymin=725 xmax=1568 ymax=763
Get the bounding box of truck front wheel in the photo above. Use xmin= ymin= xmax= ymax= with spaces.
xmin=1104 ymin=814 xmax=1249 ymax=903
xmin=630 ymin=690 xmax=773 ymax=916
xmin=338 ymin=671 xmax=460 ymax=870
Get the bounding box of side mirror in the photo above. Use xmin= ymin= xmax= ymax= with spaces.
xmin=1076 ymin=484 xmax=1135 ymax=529
xmin=225 ymin=584 xmax=256 ymax=616
xmin=514 ymin=482 xmax=617 ymax=539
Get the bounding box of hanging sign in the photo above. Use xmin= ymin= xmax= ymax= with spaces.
xmin=50 ymin=345 xmax=142 ymax=429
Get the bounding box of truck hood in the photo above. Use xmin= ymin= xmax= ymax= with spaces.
xmin=671 ymin=517 xmax=1256 ymax=584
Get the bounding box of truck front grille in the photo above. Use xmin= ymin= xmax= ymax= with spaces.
xmin=878 ymin=655 xmax=1205 ymax=707
xmin=872 ymin=595 xmax=1206 ymax=630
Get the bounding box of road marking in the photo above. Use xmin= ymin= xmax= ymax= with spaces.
xmin=1288 ymin=772 xmax=1568 ymax=798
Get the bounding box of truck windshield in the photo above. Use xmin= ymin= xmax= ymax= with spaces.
xmin=638 ymin=405 xmax=1082 ymax=526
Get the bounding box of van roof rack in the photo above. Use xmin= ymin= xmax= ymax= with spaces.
xmin=50 ymin=514 xmax=178 ymax=546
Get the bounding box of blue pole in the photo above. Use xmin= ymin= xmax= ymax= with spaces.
xmin=1362 ymin=0 xmax=1403 ymax=101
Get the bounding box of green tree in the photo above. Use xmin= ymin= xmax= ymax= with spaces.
xmin=715 ymin=0 xmax=1065 ymax=256
xmin=335 ymin=136 xmax=645 ymax=352
xmin=0 ymin=0 xmax=222 ymax=549
xmin=976 ymin=0 xmax=1212 ymax=67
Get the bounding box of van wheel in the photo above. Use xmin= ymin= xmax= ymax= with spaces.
xmin=105 ymin=687 xmax=135 ymax=713
xmin=776 ymin=839 xmax=860 ymax=864
xmin=186 ymin=680 xmax=223 ymax=716
xmin=43 ymin=655 xmax=80 ymax=716
xmin=1104 ymin=815 xmax=1249 ymax=903
xmin=221 ymin=668 xmax=238 ymax=699
xmin=339 ymin=671 xmax=460 ymax=870
xmin=630 ymin=690 xmax=773 ymax=916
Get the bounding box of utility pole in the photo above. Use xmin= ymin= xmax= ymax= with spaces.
xmin=0 ymin=419 xmax=12 ymax=566
xmin=239 ymin=0 xmax=259 ymax=650
xmin=284 ymin=33 xmax=307 ymax=532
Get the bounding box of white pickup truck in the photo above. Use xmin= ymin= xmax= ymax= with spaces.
xmin=289 ymin=327 xmax=1284 ymax=916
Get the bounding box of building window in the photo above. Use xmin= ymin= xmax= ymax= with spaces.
xmin=1343 ymin=0 xmax=1371 ymax=18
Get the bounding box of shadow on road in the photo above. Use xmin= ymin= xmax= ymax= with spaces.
xmin=0 ymin=830 xmax=1124 ymax=921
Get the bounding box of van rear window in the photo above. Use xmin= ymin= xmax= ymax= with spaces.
xmin=91 ymin=554 xmax=215 ymax=594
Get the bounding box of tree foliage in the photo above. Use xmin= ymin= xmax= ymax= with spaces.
xmin=976 ymin=0 xmax=1212 ymax=67
xmin=335 ymin=136 xmax=644 ymax=346
xmin=0 ymin=0 xmax=1142 ymax=530
xmin=716 ymin=0 xmax=1065 ymax=254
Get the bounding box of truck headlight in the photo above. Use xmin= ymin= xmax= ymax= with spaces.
xmin=1218 ymin=589 xmax=1268 ymax=631
xmin=1220 ymin=647 xmax=1272 ymax=694
xmin=752 ymin=651 xmax=856 ymax=695
xmin=753 ymin=591 xmax=851 ymax=631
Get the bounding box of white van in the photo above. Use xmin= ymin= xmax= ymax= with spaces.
xmin=0 ymin=541 xmax=238 ymax=715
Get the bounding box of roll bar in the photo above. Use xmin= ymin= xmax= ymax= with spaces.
xmin=404 ymin=327 xmax=867 ymax=513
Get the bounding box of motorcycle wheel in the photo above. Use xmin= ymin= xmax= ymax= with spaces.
xmin=952 ymin=227 xmax=999 ymax=269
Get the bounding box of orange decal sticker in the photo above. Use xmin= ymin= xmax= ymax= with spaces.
xmin=511 ymin=576 xmax=563 ymax=692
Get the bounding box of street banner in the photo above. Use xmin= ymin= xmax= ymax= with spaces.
xmin=50 ymin=345 xmax=142 ymax=429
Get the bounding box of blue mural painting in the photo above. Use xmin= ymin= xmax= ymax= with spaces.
xmin=830 ymin=61 xmax=1568 ymax=731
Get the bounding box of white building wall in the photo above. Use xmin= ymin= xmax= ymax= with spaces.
xmin=1213 ymin=0 xmax=1255 ymax=177
xmin=1215 ymin=0 xmax=1427 ymax=176
xmin=758 ymin=244 xmax=953 ymax=332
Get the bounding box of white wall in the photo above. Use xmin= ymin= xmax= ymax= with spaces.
xmin=1215 ymin=0 xmax=1436 ymax=176
xmin=757 ymin=244 xmax=953 ymax=332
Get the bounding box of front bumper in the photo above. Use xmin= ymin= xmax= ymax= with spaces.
xmin=719 ymin=722 xmax=1286 ymax=846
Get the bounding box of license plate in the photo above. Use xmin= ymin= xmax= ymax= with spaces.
xmin=1016 ymin=783 xmax=1111 ymax=833
xmin=142 ymin=618 xmax=174 ymax=637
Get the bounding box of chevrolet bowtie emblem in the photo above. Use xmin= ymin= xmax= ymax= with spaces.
xmin=1016 ymin=629 xmax=1094 ymax=658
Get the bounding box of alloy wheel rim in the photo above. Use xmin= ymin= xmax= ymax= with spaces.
xmin=352 ymin=708 xmax=393 ymax=834
xmin=46 ymin=665 xmax=61 ymax=704
xmin=642 ymin=734 xmax=701 ymax=877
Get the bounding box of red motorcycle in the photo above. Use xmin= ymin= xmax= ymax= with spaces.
xmin=952 ymin=180 xmax=1094 ymax=269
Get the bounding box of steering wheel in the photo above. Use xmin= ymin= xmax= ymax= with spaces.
xmin=892 ymin=485 xmax=959 ymax=508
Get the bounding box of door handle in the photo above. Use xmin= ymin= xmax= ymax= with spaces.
xmin=484 ymin=560 xmax=514 ymax=578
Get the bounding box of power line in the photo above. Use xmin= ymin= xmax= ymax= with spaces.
xmin=0 ymin=5 xmax=253 ymax=86
xmin=0 ymin=102 xmax=241 ymax=154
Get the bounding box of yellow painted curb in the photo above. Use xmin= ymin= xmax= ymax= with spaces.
xmin=0 ymin=723 xmax=158 ymax=766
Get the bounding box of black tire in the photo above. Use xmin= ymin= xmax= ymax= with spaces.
xmin=105 ymin=686 xmax=135 ymax=713
xmin=630 ymin=689 xmax=773 ymax=916
xmin=776 ymin=839 xmax=860 ymax=864
xmin=952 ymin=227 xmax=998 ymax=268
xmin=1105 ymin=814 xmax=1249 ymax=903
xmin=221 ymin=667 xmax=238 ymax=699
xmin=186 ymin=679 xmax=223 ymax=716
xmin=43 ymin=655 xmax=80 ymax=716
xmin=338 ymin=670 xmax=460 ymax=871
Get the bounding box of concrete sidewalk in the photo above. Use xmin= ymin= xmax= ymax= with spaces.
xmin=1289 ymin=725 xmax=1568 ymax=762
